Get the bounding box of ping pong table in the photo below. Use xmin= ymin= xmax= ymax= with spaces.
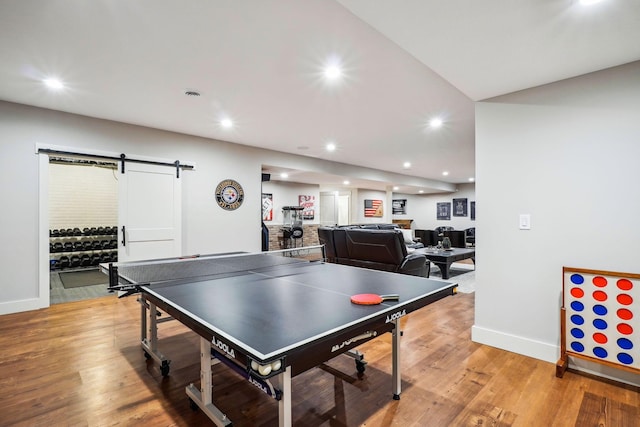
xmin=103 ymin=248 xmax=457 ymax=426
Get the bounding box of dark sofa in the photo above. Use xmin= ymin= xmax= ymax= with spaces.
xmin=318 ymin=227 xmax=430 ymax=277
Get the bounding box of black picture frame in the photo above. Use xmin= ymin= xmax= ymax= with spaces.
xmin=437 ymin=202 xmax=451 ymax=220
xmin=452 ymin=198 xmax=468 ymax=217
xmin=392 ymin=199 xmax=407 ymax=215
xmin=471 ymin=201 xmax=476 ymax=221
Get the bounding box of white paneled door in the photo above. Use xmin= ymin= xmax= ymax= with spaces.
xmin=118 ymin=162 xmax=182 ymax=262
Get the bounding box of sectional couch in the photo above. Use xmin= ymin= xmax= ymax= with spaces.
xmin=317 ymin=226 xmax=430 ymax=277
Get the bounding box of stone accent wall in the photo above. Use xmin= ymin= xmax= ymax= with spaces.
xmin=265 ymin=224 xmax=319 ymax=251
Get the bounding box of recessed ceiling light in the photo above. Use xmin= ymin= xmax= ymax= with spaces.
xmin=324 ymin=65 xmax=342 ymax=80
xmin=343 ymin=180 xmax=350 ymax=185
xmin=469 ymin=177 xmax=475 ymax=182
xmin=326 ymin=142 xmax=336 ymax=152
xmin=220 ymin=118 xmax=233 ymax=128
xmin=43 ymin=78 xmax=64 ymax=90
xmin=442 ymin=171 xmax=449 ymax=176
xmin=393 ymin=186 xmax=399 ymax=191
xmin=403 ymin=162 xmax=411 ymax=169
xmin=430 ymin=117 xmax=443 ymax=128
xmin=418 ymin=190 xmax=424 ymax=194
xmin=280 ymin=173 xmax=288 ymax=179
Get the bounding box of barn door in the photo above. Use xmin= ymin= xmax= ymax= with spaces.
xmin=118 ymin=161 xmax=182 ymax=262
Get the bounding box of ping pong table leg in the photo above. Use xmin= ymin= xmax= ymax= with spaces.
xmin=391 ymin=318 xmax=401 ymax=400
xmin=276 ymin=366 xmax=293 ymax=427
xmin=139 ymin=297 xmax=170 ymax=375
xmin=185 ymin=337 xmax=232 ymax=426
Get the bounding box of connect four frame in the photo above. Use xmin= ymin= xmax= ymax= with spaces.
xmin=557 ymin=267 xmax=640 ymax=378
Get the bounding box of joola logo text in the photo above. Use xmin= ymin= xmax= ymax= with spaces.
xmin=248 ymin=376 xmax=268 ymax=394
xmin=331 ymin=339 xmax=352 ymax=353
xmin=212 ymin=336 xmax=235 ymax=359
xmin=386 ymin=309 xmax=406 ymax=323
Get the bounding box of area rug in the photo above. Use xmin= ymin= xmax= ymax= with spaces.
xmin=429 ymin=263 xmax=475 ymax=293
xmin=59 ymin=270 xmax=109 ymax=289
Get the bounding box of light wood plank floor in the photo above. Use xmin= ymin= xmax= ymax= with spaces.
xmin=1 ymin=292 xmax=638 ymax=426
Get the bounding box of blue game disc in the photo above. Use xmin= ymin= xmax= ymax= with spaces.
xmin=570 ymin=274 xmax=584 ymax=285
xmin=570 ymin=314 xmax=584 ymax=325
xmin=570 ymin=328 xmax=584 ymax=339
xmin=617 ymin=353 xmax=633 ymax=365
xmin=617 ymin=338 xmax=633 ymax=350
xmin=570 ymin=342 xmax=585 ymax=352
xmin=593 ymin=347 xmax=608 ymax=358
xmin=593 ymin=318 xmax=608 ymax=330
xmin=570 ymin=301 xmax=584 ymax=312
xmin=592 ymin=304 xmax=607 ymax=316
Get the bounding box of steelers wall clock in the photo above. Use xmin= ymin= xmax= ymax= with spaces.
xmin=215 ymin=179 xmax=244 ymax=211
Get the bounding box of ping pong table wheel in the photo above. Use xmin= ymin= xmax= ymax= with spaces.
xmin=356 ymin=359 xmax=366 ymax=374
xmin=160 ymin=360 xmax=171 ymax=377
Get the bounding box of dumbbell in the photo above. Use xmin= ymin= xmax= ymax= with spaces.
xmin=59 ymin=256 xmax=70 ymax=269
xmin=91 ymin=254 xmax=101 ymax=266
xmin=80 ymin=254 xmax=91 ymax=267
xmin=83 ymin=227 xmax=91 ymax=236
xmin=82 ymin=241 xmax=93 ymax=251
xmin=73 ymin=228 xmax=82 ymax=236
xmin=109 ymin=239 xmax=117 ymax=249
xmin=100 ymin=252 xmax=112 ymax=262
xmin=53 ymin=242 xmax=63 ymax=253
xmin=92 ymin=241 xmax=103 ymax=250
xmin=97 ymin=227 xmax=105 ymax=235
xmin=70 ymin=255 xmax=81 ymax=268
xmin=73 ymin=241 xmax=84 ymax=251
xmin=50 ymin=258 xmax=59 ymax=270
xmin=63 ymin=242 xmax=74 ymax=252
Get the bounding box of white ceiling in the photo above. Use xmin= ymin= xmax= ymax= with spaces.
xmin=1 ymin=0 xmax=638 ymax=193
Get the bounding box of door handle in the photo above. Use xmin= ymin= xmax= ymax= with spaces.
xmin=121 ymin=225 xmax=126 ymax=247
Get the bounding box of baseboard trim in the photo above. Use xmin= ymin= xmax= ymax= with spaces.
xmin=0 ymin=298 xmax=47 ymax=315
xmin=471 ymin=324 xmax=558 ymax=363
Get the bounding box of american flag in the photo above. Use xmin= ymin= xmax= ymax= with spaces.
xmin=364 ymin=199 xmax=383 ymax=217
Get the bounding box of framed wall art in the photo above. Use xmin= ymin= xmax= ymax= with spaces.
xmin=261 ymin=193 xmax=273 ymax=221
xmin=364 ymin=199 xmax=383 ymax=217
xmin=453 ymin=198 xmax=468 ymax=217
xmin=392 ymin=199 xmax=407 ymax=215
xmin=437 ymin=202 xmax=451 ymax=220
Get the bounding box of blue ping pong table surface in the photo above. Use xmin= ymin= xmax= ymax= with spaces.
xmin=116 ymin=253 xmax=456 ymax=363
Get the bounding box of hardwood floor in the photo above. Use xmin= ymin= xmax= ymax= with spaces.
xmin=1 ymin=292 xmax=638 ymax=426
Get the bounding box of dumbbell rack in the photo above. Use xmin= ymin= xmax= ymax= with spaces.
xmin=49 ymin=226 xmax=118 ymax=271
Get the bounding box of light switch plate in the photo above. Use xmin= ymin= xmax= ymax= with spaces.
xmin=519 ymin=214 xmax=531 ymax=230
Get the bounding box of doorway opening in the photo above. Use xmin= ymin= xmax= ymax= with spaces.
xmin=48 ymin=156 xmax=118 ymax=304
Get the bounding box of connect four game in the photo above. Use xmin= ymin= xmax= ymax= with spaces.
xmin=557 ymin=267 xmax=640 ymax=377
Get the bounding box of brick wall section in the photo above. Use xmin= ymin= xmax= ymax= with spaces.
xmin=49 ymin=163 xmax=118 ymax=230
xmin=265 ymin=224 xmax=319 ymax=251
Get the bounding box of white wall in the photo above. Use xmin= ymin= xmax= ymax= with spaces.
xmin=355 ymin=189 xmax=389 ymax=224
xmin=396 ymin=183 xmax=476 ymax=231
xmin=475 ymin=61 xmax=640 ymax=385
xmin=0 ymin=102 xmax=271 ymax=314
xmin=2 ymin=100 xmax=452 ymax=314
xmin=261 ymin=181 xmax=320 ymax=225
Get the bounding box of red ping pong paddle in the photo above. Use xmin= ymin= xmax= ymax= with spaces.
xmin=350 ymin=293 xmax=399 ymax=305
